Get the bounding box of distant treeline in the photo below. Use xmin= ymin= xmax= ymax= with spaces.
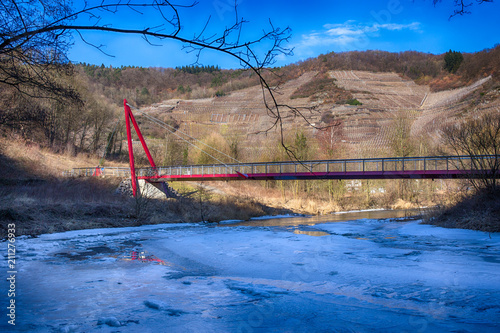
xmin=175 ymin=65 xmax=221 ymax=74
xmin=77 ymin=63 xmax=257 ymax=107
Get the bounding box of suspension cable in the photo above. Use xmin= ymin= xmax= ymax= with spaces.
xmin=99 ymin=118 xmax=120 ymax=166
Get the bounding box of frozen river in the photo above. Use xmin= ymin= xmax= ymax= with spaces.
xmin=1 ymin=213 xmax=500 ymax=332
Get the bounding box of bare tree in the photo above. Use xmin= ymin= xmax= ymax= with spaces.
xmin=388 ymin=113 xmax=416 ymax=158
xmin=1 ymin=0 xmax=309 ymax=153
xmin=388 ymin=113 xmax=417 ymax=201
xmin=0 ymin=1 xmax=78 ymax=100
xmin=442 ymin=113 xmax=500 ymax=193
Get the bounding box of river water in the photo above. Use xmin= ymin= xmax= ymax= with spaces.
xmin=222 ymin=209 xmax=422 ymax=237
xmin=226 ymin=209 xmax=421 ymax=227
xmin=2 ymin=210 xmax=499 ymax=332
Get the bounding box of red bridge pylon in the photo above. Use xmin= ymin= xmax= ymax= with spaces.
xmin=124 ymin=99 xmax=158 ymax=197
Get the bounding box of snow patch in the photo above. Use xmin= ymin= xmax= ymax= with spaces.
xmin=97 ymin=317 xmax=122 ymax=327
xmin=144 ymin=300 xmax=189 ymax=316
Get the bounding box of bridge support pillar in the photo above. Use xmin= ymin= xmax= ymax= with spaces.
xmin=124 ymin=100 xmax=138 ymax=196
xmin=124 ymin=99 xmax=163 ymax=198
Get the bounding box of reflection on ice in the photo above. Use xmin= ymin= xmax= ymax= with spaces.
xmin=122 ymin=250 xmax=170 ymax=266
xmin=230 ymin=208 xmax=420 ymax=227
xmin=293 ymin=229 xmax=330 ymax=237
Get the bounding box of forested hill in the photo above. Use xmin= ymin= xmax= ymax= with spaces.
xmin=79 ymin=45 xmax=500 ymax=108
xmin=289 ymin=46 xmax=500 ymax=90
xmin=77 ymin=63 xmax=260 ymax=107
xmin=1 ymin=46 xmax=498 ymax=159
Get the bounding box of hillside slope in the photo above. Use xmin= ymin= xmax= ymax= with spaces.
xmin=139 ymin=71 xmax=499 ymax=161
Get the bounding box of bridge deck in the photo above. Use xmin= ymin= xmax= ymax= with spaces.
xmin=141 ymin=170 xmax=473 ymax=182
xmin=64 ymin=155 xmax=499 ymax=181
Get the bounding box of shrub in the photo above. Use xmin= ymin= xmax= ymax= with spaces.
xmin=346 ymin=98 xmax=362 ymax=106
xmin=290 ymin=76 xmax=338 ymax=99
xmin=214 ymin=90 xmax=226 ymax=97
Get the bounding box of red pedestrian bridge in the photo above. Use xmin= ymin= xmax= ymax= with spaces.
xmin=65 ymin=154 xmax=499 ymax=183
xmin=62 ymin=100 xmax=499 ymax=197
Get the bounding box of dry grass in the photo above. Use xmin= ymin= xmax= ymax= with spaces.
xmin=163 ymin=182 xmax=291 ymax=223
xmin=0 ymin=177 xmax=289 ymax=238
xmin=0 ymin=135 xmax=126 ymax=179
xmin=0 ymin=177 xmax=134 ymax=237
xmin=0 ymin=137 xmax=287 ymax=238
xmin=390 ymin=199 xmax=420 ymax=210
xmin=184 ymin=181 xmax=432 ymax=216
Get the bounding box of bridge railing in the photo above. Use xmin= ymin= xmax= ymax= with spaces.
xmin=62 ymin=167 xmax=130 ymax=177
xmin=63 ymin=155 xmax=499 ymax=179
xmin=136 ymin=155 xmax=497 ymax=177
xmin=144 ymin=155 xmax=492 ymax=176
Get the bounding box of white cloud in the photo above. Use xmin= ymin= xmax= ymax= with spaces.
xmin=374 ymin=22 xmax=421 ymax=31
xmin=279 ymin=20 xmax=424 ymax=64
xmin=325 ymin=27 xmax=365 ymax=37
xmin=296 ymin=21 xmax=422 ymax=50
xmin=299 ymin=32 xmax=359 ymax=49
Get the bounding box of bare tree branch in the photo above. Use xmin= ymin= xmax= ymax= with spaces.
xmin=0 ymin=1 xmax=323 ymax=159
xmin=432 ymin=0 xmax=494 ymax=19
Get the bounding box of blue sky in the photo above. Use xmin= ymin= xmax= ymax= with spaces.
xmin=68 ymin=0 xmax=500 ymax=69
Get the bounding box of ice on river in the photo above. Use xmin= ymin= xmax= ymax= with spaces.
xmin=1 ymin=217 xmax=500 ymax=332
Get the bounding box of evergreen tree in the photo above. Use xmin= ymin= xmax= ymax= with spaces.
xmin=294 ymin=131 xmax=308 ymax=160
xmin=444 ymin=50 xmax=464 ymax=73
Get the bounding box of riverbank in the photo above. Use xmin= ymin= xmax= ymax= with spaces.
xmin=0 ymin=173 xmax=439 ymax=239
xmin=425 ymin=189 xmax=500 ymax=233
xmin=1 ymin=166 xmax=429 ymax=238
xmin=0 ymin=176 xmax=291 ymax=238
xmin=0 ymin=137 xmax=409 ymax=238
xmin=1 ymin=137 xmax=497 ymax=238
